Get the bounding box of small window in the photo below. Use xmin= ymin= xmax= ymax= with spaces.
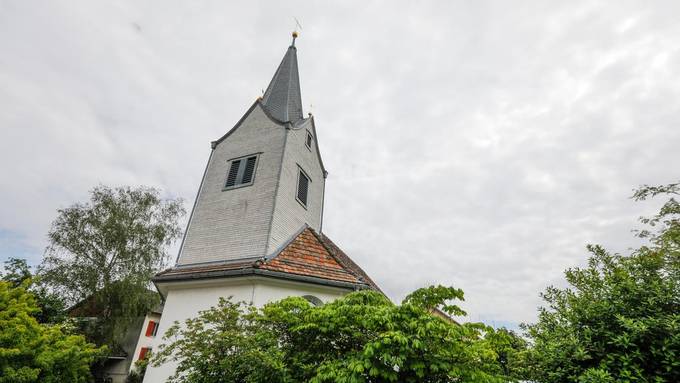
xmin=224 ymin=155 xmax=258 ymax=190
xmin=138 ymin=347 xmax=151 ymax=361
xmin=296 ymin=169 xmax=310 ymax=207
xmin=305 ymin=131 xmax=313 ymax=150
xmin=152 ymin=322 xmax=159 ymax=337
xmin=302 ymin=295 xmax=323 ymax=306
xmin=145 ymin=321 xmax=155 ymax=337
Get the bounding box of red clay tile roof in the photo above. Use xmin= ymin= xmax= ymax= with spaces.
xmin=154 ymin=227 xmax=379 ymax=292
xmin=257 ymin=228 xmax=362 ymax=284
xmin=319 ymin=233 xmax=383 ymax=294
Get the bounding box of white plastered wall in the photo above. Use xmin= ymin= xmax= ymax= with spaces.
xmin=142 ymin=277 xmax=350 ymax=383
xmin=130 ymin=312 xmax=162 ymax=373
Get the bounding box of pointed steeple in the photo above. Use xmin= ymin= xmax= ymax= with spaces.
xmin=261 ymin=32 xmax=303 ymax=123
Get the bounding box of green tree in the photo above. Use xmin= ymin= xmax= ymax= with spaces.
xmin=522 ymin=182 xmax=680 ymax=382
xmin=126 ymin=358 xmax=150 ymax=383
xmin=486 ymin=328 xmax=528 ymax=380
xmin=0 ymin=281 xmax=104 ymax=383
xmin=153 ymin=286 xmax=517 ymax=383
xmin=1 ymin=258 xmax=32 ymax=286
xmin=39 ymin=185 xmax=185 ymax=348
xmin=1 ymin=258 xmax=66 ymax=324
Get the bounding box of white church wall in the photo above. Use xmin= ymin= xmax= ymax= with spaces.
xmin=178 ymin=105 xmax=286 ymax=265
xmin=130 ymin=311 xmax=162 ymax=374
xmin=143 ymin=277 xmax=349 ymax=383
xmin=267 ymin=120 xmax=325 ymax=254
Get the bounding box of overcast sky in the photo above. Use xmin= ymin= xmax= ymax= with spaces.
xmin=1 ymin=1 xmax=679 ymax=328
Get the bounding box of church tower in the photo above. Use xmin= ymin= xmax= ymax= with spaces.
xmin=177 ymin=32 xmax=325 ymax=265
xmin=142 ymin=34 xmax=379 ymax=383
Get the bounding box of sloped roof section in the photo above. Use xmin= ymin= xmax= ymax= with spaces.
xmin=155 ymin=259 xmax=255 ymax=279
xmin=261 ymin=41 xmax=303 ymax=123
xmin=319 ymin=234 xmax=383 ymax=294
xmin=154 ymin=227 xmax=379 ymax=293
xmin=259 ymin=228 xmax=361 ymax=284
xmin=67 ymin=284 xmax=159 ymax=318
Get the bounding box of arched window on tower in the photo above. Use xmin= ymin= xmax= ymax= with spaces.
xmin=302 ymin=295 xmax=323 ymax=306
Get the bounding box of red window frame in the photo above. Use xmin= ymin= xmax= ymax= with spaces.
xmin=138 ymin=347 xmax=150 ymax=360
xmin=145 ymin=321 xmax=156 ymax=337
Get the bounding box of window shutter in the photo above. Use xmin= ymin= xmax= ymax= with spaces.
xmin=241 ymin=156 xmax=257 ymax=184
xmin=297 ymin=171 xmax=309 ymax=206
xmin=145 ymin=321 xmax=155 ymax=337
xmin=139 ymin=347 xmax=150 ymax=360
xmin=225 ymin=159 xmax=241 ymax=188
xmin=224 ymin=155 xmax=259 ymax=190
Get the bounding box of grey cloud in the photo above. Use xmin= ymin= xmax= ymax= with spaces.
xmin=1 ymin=0 xmax=679 ymax=325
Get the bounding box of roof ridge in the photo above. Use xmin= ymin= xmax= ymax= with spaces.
xmin=306 ymin=228 xmax=357 ymax=279
xmin=318 ymin=232 xmax=384 ymax=295
xmin=264 ymin=224 xmax=309 ymax=260
xmin=260 ymin=226 xmax=369 ymax=287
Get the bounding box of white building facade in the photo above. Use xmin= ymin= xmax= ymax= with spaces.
xmin=142 ymin=34 xmax=379 ymax=383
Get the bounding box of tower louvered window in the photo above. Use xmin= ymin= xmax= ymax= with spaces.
xmin=224 ymin=155 xmax=258 ymax=190
xmin=305 ymin=131 xmax=313 ymax=149
xmin=296 ymin=169 xmax=310 ymax=207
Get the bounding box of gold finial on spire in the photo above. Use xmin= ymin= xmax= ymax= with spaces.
xmin=292 ymin=18 xmax=302 ymax=46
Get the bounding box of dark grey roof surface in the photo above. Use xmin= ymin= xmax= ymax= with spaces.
xmin=261 ymin=43 xmax=303 ymax=123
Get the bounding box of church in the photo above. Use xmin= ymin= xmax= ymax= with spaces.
xmin=141 ymin=33 xmax=381 ymax=382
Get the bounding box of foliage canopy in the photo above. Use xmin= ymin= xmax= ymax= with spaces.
xmin=153 ymin=285 xmax=521 ymax=383
xmin=1 ymin=258 xmax=66 ymax=324
xmin=522 ymin=182 xmax=680 ymax=382
xmin=0 ymin=281 xmax=103 ymax=383
xmin=39 ymin=185 xmax=185 ymax=348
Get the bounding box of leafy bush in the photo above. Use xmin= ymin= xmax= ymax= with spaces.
xmin=522 ymin=183 xmax=680 ymax=382
xmin=152 ymin=286 xmax=521 ymax=383
xmin=0 ymin=281 xmax=104 ymax=383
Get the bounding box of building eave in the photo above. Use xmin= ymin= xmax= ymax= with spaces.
xmin=153 ymin=267 xmax=369 ymax=292
xmin=211 ymin=100 xmax=290 ymax=149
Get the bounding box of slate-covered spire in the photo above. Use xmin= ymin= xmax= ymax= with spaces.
xmin=261 ymin=32 xmax=303 ymax=123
